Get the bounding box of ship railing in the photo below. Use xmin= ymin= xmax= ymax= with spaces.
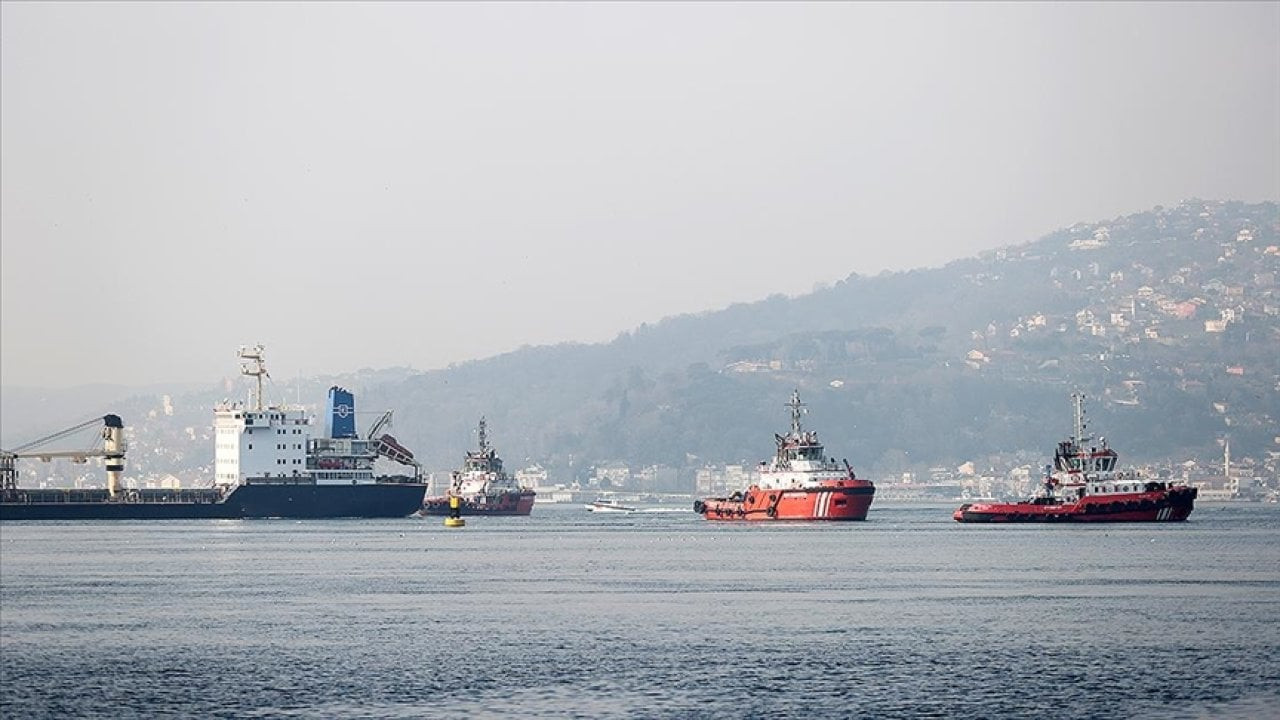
xmin=1 ymin=488 xmax=224 ymax=504
xmin=242 ymin=476 xmax=318 ymax=486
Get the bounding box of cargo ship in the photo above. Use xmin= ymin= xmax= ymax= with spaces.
xmin=953 ymin=393 xmax=1197 ymax=523
xmin=421 ymin=417 xmax=535 ymax=516
xmin=0 ymin=346 xmax=427 ymax=520
xmin=694 ymin=389 xmax=875 ymax=521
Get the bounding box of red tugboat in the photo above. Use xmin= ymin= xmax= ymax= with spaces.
xmin=421 ymin=417 xmax=535 ymax=517
xmin=954 ymin=393 xmax=1197 ymax=523
xmin=694 ymin=390 xmax=875 ymax=521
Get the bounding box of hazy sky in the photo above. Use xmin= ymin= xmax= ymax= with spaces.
xmin=2 ymin=2 xmax=1277 ymax=388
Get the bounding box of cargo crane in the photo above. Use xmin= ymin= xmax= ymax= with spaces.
xmin=365 ymin=410 xmax=422 ymax=481
xmin=1 ymin=415 xmax=127 ymax=498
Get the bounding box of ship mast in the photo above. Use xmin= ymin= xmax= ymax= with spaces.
xmin=478 ymin=416 xmax=489 ymax=454
xmin=787 ymin=389 xmax=806 ymax=436
xmin=239 ymin=345 xmax=270 ymax=411
xmin=1071 ymin=392 xmax=1089 ymax=446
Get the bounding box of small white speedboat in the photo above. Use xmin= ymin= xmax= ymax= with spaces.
xmin=585 ymin=499 xmax=637 ymax=513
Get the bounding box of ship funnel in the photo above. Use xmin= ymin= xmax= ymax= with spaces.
xmin=325 ymin=387 xmax=358 ymax=440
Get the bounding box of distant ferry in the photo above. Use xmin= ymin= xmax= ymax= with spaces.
xmin=954 ymin=393 xmax=1197 ymax=523
xmin=421 ymin=418 xmax=536 ymax=517
xmin=694 ymin=389 xmax=875 ymax=521
xmin=0 ymin=346 xmax=428 ymax=520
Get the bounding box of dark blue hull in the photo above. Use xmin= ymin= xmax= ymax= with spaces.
xmin=0 ymin=482 xmax=427 ymax=521
xmin=224 ymin=482 xmax=427 ymax=519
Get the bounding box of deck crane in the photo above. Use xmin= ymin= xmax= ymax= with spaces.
xmin=364 ymin=410 xmax=422 ymax=481
xmin=1 ymin=415 xmax=127 ymax=497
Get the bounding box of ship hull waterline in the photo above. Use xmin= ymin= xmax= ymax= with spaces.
xmin=696 ymin=484 xmax=875 ymax=522
xmin=0 ymin=483 xmax=428 ymax=521
xmin=420 ymin=491 xmax=536 ymax=517
xmin=953 ymin=488 xmax=1197 ymax=523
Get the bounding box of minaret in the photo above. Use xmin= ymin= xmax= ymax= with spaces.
xmin=1224 ymin=438 xmax=1232 ymax=494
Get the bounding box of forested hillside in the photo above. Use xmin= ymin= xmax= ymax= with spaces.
xmin=5 ymin=200 xmax=1277 ymax=486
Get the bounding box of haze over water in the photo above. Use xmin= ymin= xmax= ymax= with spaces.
xmin=3 ymin=3 xmax=1277 ymax=388
xmin=2 ymin=504 xmax=1277 ymax=719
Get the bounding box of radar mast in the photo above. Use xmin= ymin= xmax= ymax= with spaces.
xmin=787 ymin=389 xmax=807 ymax=436
xmin=239 ymin=345 xmax=270 ymax=411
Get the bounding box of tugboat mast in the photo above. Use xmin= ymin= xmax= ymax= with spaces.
xmin=478 ymin=416 xmax=489 ymax=454
xmin=1071 ymin=392 xmax=1089 ymax=447
xmin=787 ymin=389 xmax=806 ymax=436
xmin=238 ymin=345 xmax=270 ymax=411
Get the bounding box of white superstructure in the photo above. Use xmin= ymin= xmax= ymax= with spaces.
xmin=755 ymin=389 xmax=856 ymax=490
xmin=212 ymin=345 xmax=396 ymax=488
xmin=448 ymin=417 xmax=520 ymax=496
xmin=213 ymin=404 xmax=310 ymax=486
xmin=1045 ymin=393 xmax=1150 ymax=501
xmin=213 ymin=346 xmax=312 ymax=487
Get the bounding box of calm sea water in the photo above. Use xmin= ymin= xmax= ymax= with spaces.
xmin=2 ymin=503 xmax=1278 ymax=719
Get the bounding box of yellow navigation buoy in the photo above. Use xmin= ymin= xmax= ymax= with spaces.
xmin=444 ymin=494 xmax=465 ymax=528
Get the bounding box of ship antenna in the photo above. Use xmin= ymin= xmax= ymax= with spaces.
xmin=239 ymin=344 xmax=270 ymax=411
xmin=478 ymin=416 xmax=489 ymax=454
xmin=788 ymin=389 xmax=806 ymax=435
